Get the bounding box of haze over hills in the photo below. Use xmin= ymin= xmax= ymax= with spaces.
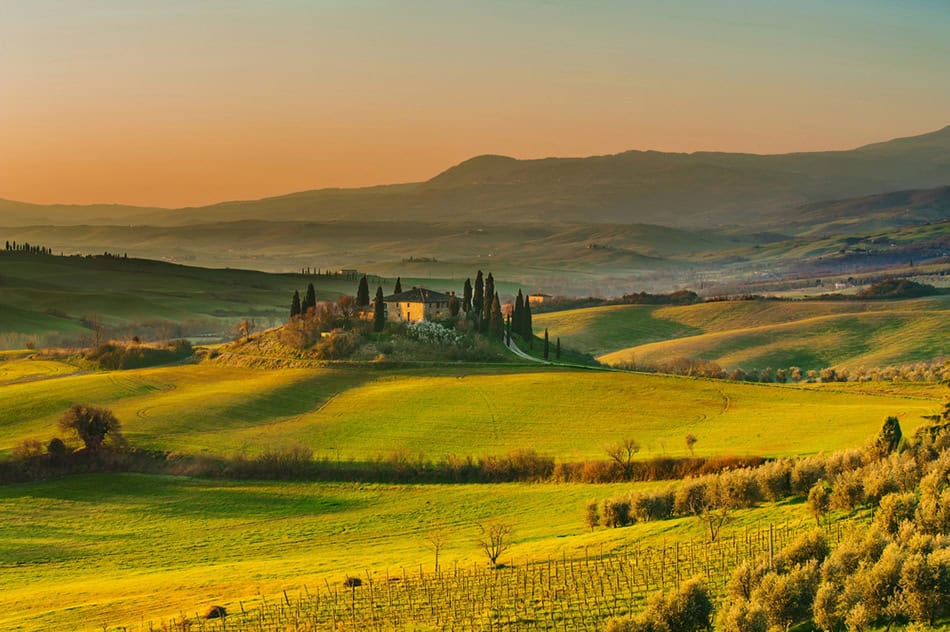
xmin=2 ymin=126 xmax=949 ymax=229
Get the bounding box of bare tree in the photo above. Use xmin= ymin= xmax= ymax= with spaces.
xmin=685 ymin=433 xmax=698 ymax=456
xmin=605 ymin=438 xmax=640 ymax=480
xmin=233 ymin=318 xmax=254 ymax=341
xmin=425 ymin=526 xmax=450 ymax=573
xmin=336 ymin=295 xmax=358 ymax=329
xmin=477 ymin=521 xmax=513 ymax=566
xmin=86 ymin=313 xmax=104 ymax=347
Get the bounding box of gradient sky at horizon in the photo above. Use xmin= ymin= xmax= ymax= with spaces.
xmin=2 ymin=0 xmax=949 ymax=207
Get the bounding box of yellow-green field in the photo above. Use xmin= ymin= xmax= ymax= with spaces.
xmin=0 ymin=358 xmax=942 ymax=461
xmin=0 ymin=355 xmax=945 ymax=630
xmin=0 ymin=473 xmax=822 ymax=631
xmin=534 ymin=296 xmax=949 ymax=370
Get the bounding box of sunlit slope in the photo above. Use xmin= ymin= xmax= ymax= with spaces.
xmin=0 ymin=473 xmax=821 ymax=632
xmin=536 ymin=297 xmax=948 ymax=369
xmin=0 ymin=354 xmax=81 ymax=385
xmin=0 ymin=363 xmax=939 ymax=460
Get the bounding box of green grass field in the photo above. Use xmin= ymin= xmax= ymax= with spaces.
xmin=0 ymin=361 xmax=941 ymax=461
xmin=534 ymin=297 xmax=949 ymax=370
xmin=0 ymin=473 xmax=827 ymax=631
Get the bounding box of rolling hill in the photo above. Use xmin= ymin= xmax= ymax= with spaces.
xmin=0 ymin=359 xmax=941 ymax=461
xmin=0 ymin=253 xmax=359 ymax=348
xmin=2 ymin=126 xmax=949 ymax=229
xmin=535 ymin=297 xmax=950 ymax=371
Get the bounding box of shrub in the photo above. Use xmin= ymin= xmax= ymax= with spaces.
xmin=807 ymin=481 xmax=831 ymax=525
xmin=602 ymin=498 xmax=632 ymax=528
xmin=776 ymin=529 xmax=829 ymax=570
xmin=584 ymin=499 xmax=600 ymax=531
xmin=900 ymin=549 xmax=950 ymax=625
xmin=792 ymin=456 xmax=826 ymax=494
xmin=608 ymin=578 xmax=713 ymax=632
xmin=812 ymin=581 xmax=845 ymax=631
xmin=406 ymin=321 xmax=462 ymax=346
xmin=58 ymin=404 xmax=125 ymax=452
xmin=12 ymin=439 xmax=44 ymax=460
xmin=858 ymin=543 xmax=903 ymax=621
xmin=752 ymin=561 xmax=820 ymax=631
xmin=875 ymin=492 xmax=918 ymax=536
xmin=844 ymin=602 xmax=870 ymax=632
xmin=674 ymin=478 xmax=708 ymax=515
xmin=725 ymin=560 xmax=768 ymax=601
xmin=659 ymin=578 xmax=714 ymax=632
xmin=313 ymin=331 xmax=360 ymax=359
xmin=755 ymin=459 xmax=791 ymax=501
xmin=830 ymin=469 xmax=865 ymax=512
xmin=715 ymin=600 xmax=768 ymax=632
xmin=719 ymin=467 xmax=761 ymax=508
xmin=46 ymin=437 xmax=68 ymax=464
xmin=630 ymin=488 xmax=675 ymax=522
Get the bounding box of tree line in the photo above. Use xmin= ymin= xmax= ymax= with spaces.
xmin=3 ymin=240 xmax=53 ymax=255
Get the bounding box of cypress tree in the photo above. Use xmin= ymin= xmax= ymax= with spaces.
xmin=544 ymin=328 xmax=549 ymax=360
xmin=523 ymin=298 xmax=533 ymax=341
xmin=463 ymin=278 xmax=473 ymax=312
xmin=482 ymin=273 xmax=495 ymax=327
xmin=472 ymin=271 xmax=484 ymax=323
xmin=449 ymin=294 xmax=460 ymax=317
xmin=505 ymin=313 xmax=511 ymax=346
xmin=357 ymin=275 xmax=370 ymax=307
xmin=556 ymin=337 xmax=561 ymax=359
xmin=513 ymin=290 xmax=525 ymax=337
xmin=290 ymin=290 xmax=302 ymax=319
xmin=373 ymin=286 xmax=386 ymax=332
xmin=489 ymin=293 xmax=504 ymax=339
xmin=304 ymin=283 xmax=317 ymax=313
xmin=394 ymin=277 xmax=403 ymax=294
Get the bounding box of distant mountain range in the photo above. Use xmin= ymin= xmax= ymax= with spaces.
xmin=2 ymin=125 xmax=949 ymax=229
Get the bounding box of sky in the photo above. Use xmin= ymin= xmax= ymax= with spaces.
xmin=1 ymin=0 xmax=949 ymax=208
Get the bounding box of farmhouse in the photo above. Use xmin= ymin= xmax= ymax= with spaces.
xmin=528 ymin=293 xmax=552 ymax=306
xmin=383 ymin=287 xmax=454 ymax=323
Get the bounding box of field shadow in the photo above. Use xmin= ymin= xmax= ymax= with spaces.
xmin=0 ymin=473 xmax=368 ymax=519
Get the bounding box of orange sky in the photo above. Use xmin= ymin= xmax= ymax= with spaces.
xmin=2 ymin=1 xmax=949 ymax=208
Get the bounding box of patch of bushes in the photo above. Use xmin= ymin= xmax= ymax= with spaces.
xmin=85 ymin=340 xmax=193 ymax=370
xmin=856 ymin=278 xmax=940 ymax=299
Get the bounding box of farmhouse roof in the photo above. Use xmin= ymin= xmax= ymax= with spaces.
xmin=383 ymin=287 xmax=453 ymax=303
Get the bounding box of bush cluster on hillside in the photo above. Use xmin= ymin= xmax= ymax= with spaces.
xmin=591 ymin=416 xmax=949 ymax=539
xmin=601 ymin=423 xmax=950 ymax=631
xmin=84 ymin=340 xmax=193 ymax=370
xmin=857 ymin=279 xmax=941 ymax=299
